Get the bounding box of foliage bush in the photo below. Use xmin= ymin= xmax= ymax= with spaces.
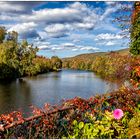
xmin=63 ymin=105 xmax=140 ymax=139
xmin=130 ymin=60 xmax=140 ymax=91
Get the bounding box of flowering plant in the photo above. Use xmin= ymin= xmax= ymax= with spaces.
xmin=113 ymin=109 xmax=124 ymax=120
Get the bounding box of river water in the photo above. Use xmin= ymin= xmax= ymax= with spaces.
xmin=0 ymin=70 xmax=122 ymax=115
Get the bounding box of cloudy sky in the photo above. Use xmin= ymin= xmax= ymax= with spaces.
xmin=0 ymin=1 xmax=133 ymax=58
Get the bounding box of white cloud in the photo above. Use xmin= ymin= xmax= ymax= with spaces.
xmin=70 ymin=33 xmax=96 ymax=41
xmin=8 ymin=22 xmax=39 ymax=39
xmin=0 ymin=2 xmax=25 ymax=13
xmin=20 ymin=8 xmax=82 ymax=24
xmin=2 ymin=2 xmax=99 ymax=39
xmin=72 ymin=48 xmax=78 ymax=51
xmin=96 ymin=40 xmax=122 ymax=47
xmin=106 ymin=41 xmax=115 ymax=46
xmin=61 ymin=43 xmax=75 ymax=48
xmin=72 ymin=39 xmax=80 ymax=43
xmin=35 ymin=41 xmax=50 ymax=46
xmin=80 ymin=46 xmax=100 ymax=51
xmin=44 ymin=24 xmax=71 ymax=38
xmin=8 ymin=22 xmax=37 ymax=33
xmin=105 ymin=2 xmax=116 ymax=6
xmin=69 ymin=2 xmax=88 ymax=11
xmin=37 ymin=31 xmax=48 ymax=41
xmin=100 ymin=7 xmax=117 ymax=21
xmin=0 ymin=14 xmax=17 ymax=21
xmin=0 ymin=2 xmax=45 ymax=13
xmin=37 ymin=42 xmax=100 ymax=52
xmin=94 ymin=32 xmax=128 ymax=47
xmin=19 ymin=2 xmax=98 ymax=32
xmin=95 ymin=33 xmax=123 ymax=41
xmin=1 ymin=2 xmax=124 ymax=41
xmin=38 ymin=45 xmax=50 ymax=50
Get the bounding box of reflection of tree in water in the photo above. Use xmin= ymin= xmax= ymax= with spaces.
xmin=0 ymin=80 xmax=17 ymax=114
xmin=52 ymin=72 xmax=61 ymax=80
xmin=105 ymin=80 xmax=123 ymax=93
xmin=0 ymin=79 xmax=32 ymax=116
xmin=16 ymin=78 xmax=33 ymax=116
xmin=27 ymin=72 xmax=61 ymax=81
xmin=24 ymin=71 xmax=61 ymax=81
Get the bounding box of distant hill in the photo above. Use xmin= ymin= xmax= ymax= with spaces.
xmin=115 ymin=48 xmax=130 ymax=55
xmin=63 ymin=48 xmax=130 ymax=61
xmin=62 ymin=48 xmax=132 ymax=78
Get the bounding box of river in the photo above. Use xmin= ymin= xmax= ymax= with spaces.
xmin=0 ymin=70 xmax=122 ymax=115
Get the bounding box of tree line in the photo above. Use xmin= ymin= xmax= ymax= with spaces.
xmin=0 ymin=27 xmax=62 ymax=80
xmin=63 ymin=51 xmax=140 ymax=81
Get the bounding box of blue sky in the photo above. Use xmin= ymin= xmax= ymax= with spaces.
xmin=0 ymin=1 xmax=133 ymax=58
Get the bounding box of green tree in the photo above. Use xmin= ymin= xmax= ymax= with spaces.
xmin=0 ymin=26 xmax=62 ymax=80
xmin=0 ymin=41 xmax=20 ymax=79
xmin=18 ymin=40 xmax=38 ymax=76
xmin=130 ymin=2 xmax=140 ymax=55
xmin=51 ymin=56 xmax=62 ymax=70
xmin=0 ymin=30 xmax=38 ymax=79
xmin=7 ymin=31 xmax=18 ymax=43
xmin=0 ymin=63 xmax=18 ymax=80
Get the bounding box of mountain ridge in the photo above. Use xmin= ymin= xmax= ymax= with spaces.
xmin=62 ymin=48 xmax=130 ymax=60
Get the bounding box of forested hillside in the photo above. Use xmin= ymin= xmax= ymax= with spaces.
xmin=62 ymin=48 xmax=139 ymax=81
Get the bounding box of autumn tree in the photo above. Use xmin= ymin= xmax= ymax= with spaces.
xmin=51 ymin=56 xmax=62 ymax=70
xmin=111 ymin=2 xmax=140 ymax=55
xmin=0 ymin=27 xmax=6 ymax=43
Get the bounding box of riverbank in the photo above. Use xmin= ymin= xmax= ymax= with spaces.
xmin=0 ymin=63 xmax=139 ymax=138
xmin=63 ymin=50 xmax=140 ymax=81
xmin=0 ymin=86 xmax=140 ymax=138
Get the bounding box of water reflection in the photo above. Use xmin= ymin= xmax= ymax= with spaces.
xmin=0 ymin=70 xmax=122 ymax=115
xmin=0 ymin=79 xmax=32 ymax=115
